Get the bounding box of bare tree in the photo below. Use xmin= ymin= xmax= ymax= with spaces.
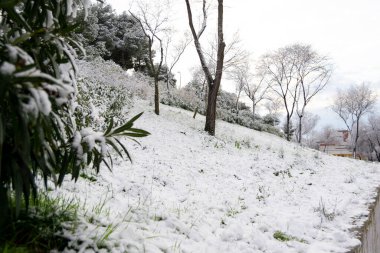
xmin=163 ymin=32 xmax=192 ymax=92
xmin=332 ymin=83 xmax=377 ymax=158
xmin=227 ymin=61 xmax=249 ymax=115
xmin=129 ymin=0 xmax=170 ymax=115
xmin=185 ymin=0 xmax=226 ymax=135
xmin=294 ymin=44 xmax=332 ymax=143
xmin=244 ymin=71 xmax=270 ymax=120
xmin=228 ymin=61 xmax=270 ymax=118
xmin=359 ymin=114 xmax=380 ymax=161
xmin=293 ymin=112 xmax=320 ymax=143
xmin=259 ymin=45 xmax=300 ymax=141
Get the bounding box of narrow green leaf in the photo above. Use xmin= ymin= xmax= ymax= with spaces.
xmin=87 ymin=150 xmax=93 ymax=166
xmin=110 ymin=112 xmax=144 ymax=135
xmin=128 ymin=137 xmax=142 ymax=146
xmin=106 ymin=138 xmax=123 ymax=158
xmin=115 ymin=138 xmax=132 ymax=163
xmin=102 ymin=158 xmax=111 ymax=172
xmin=104 ymin=117 xmax=114 ymax=136
xmin=126 ymin=128 xmax=150 ymax=136
xmin=122 ymin=132 xmax=149 ymax=138
xmin=11 ymin=32 xmax=32 ymax=45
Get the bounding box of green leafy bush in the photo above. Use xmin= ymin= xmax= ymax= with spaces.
xmin=0 ymin=0 xmax=149 ymax=238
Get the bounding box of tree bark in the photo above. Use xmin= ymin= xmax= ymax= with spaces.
xmin=235 ymin=96 xmax=239 ymax=115
xmin=166 ymin=70 xmax=170 ymax=93
xmin=353 ymin=120 xmax=360 ymax=159
xmin=154 ymin=78 xmax=160 ymax=115
xmin=205 ymin=83 xmax=219 ymax=135
xmin=298 ymin=115 xmax=303 ymax=144
xmin=252 ymin=97 xmax=256 ymax=122
xmin=286 ymin=115 xmax=291 ymax=141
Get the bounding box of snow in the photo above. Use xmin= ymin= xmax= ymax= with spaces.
xmin=29 ymin=88 xmax=52 ymax=116
xmin=0 ymin=61 xmax=15 ymax=75
xmin=53 ymin=101 xmax=380 ymax=253
xmin=80 ymin=127 xmax=107 ymax=155
xmin=72 ymin=131 xmax=84 ymax=160
xmin=66 ymin=0 xmax=73 ymax=17
xmin=126 ymin=68 xmax=135 ymax=77
xmin=22 ymin=87 xmax=52 ymax=117
xmin=44 ymin=10 xmax=54 ymax=28
xmin=6 ymin=44 xmax=18 ymax=62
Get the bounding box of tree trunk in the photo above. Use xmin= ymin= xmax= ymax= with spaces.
xmin=376 ymin=150 xmax=380 ymax=162
xmin=298 ymin=115 xmax=303 ymax=144
xmin=286 ymin=115 xmax=291 ymax=141
xmin=353 ymin=121 xmax=360 ymax=159
xmin=204 ymin=85 xmax=208 ymax=113
xmin=252 ymin=99 xmax=256 ymax=122
xmin=235 ymin=91 xmax=241 ymax=115
xmin=376 ymin=138 xmax=380 ymax=162
xmin=204 ymin=0 xmax=225 ymax=136
xmin=235 ymin=97 xmax=239 ymax=115
xmin=166 ymin=71 xmax=170 ymax=93
xmin=205 ymin=83 xmax=218 ymax=135
xmin=193 ymin=106 xmax=198 ymax=119
xmin=154 ymin=78 xmax=160 ymax=115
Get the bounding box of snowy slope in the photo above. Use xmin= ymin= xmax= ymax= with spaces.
xmin=54 ymin=100 xmax=380 ymax=253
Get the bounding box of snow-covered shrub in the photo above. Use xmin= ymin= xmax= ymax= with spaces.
xmin=161 ymin=87 xmax=284 ymax=137
xmin=161 ymin=87 xmax=200 ymax=112
xmin=75 ymin=58 xmax=154 ymax=130
xmin=263 ymin=114 xmax=280 ymax=126
xmin=0 ymin=0 xmax=149 ymax=240
xmin=76 ymin=58 xmax=133 ymax=130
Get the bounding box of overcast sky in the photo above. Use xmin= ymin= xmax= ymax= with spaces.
xmin=107 ymin=0 xmax=380 ymax=128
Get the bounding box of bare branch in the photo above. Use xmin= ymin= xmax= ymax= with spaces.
xmin=185 ymin=0 xmax=213 ymax=86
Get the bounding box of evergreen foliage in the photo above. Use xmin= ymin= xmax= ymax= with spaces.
xmin=74 ymin=3 xmax=149 ymax=70
xmin=0 ymin=0 xmax=149 ymax=237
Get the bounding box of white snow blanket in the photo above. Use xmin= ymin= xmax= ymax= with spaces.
xmin=54 ymin=101 xmax=380 ymax=253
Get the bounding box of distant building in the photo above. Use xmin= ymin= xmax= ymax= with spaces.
xmin=318 ymin=130 xmax=353 ymax=158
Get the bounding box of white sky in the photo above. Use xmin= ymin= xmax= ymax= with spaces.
xmin=106 ymin=0 xmax=380 ymax=128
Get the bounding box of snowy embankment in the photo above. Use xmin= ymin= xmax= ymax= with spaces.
xmin=54 ymin=101 xmax=380 ymax=253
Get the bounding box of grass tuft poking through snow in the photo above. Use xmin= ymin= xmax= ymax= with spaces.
xmin=273 ymin=231 xmax=308 ymax=244
xmin=0 ymin=193 xmax=79 ymax=252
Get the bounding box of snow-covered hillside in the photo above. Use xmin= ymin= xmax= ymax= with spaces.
xmin=54 ymin=101 xmax=380 ymax=253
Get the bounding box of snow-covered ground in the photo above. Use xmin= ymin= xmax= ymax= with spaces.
xmin=54 ymin=101 xmax=380 ymax=253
